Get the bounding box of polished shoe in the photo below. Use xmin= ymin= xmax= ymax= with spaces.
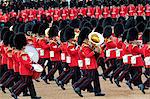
xmin=42 ymin=76 xmax=50 ymax=84
xmin=55 ymin=79 xmax=60 ymax=86
xmin=1 ymin=86 xmax=6 ymax=93
xmin=31 ymin=96 xmax=41 ymax=99
xmin=9 ymin=87 xmax=13 ymax=93
xmin=35 ymin=79 xmax=40 ymax=82
xmin=59 ymin=81 xmax=65 ymax=90
xmin=95 ymin=93 xmax=105 ymax=96
xmin=74 ymin=88 xmax=83 ymax=97
xmin=126 ymin=81 xmax=133 ymax=90
xmin=109 ymin=75 xmax=113 ymax=84
xmin=114 ymin=79 xmax=121 ymax=87
xmin=138 ymin=84 xmax=145 ymax=94
xmin=11 ymin=92 xmax=18 ymax=99
xmin=23 ymin=93 xmax=30 ymax=96
xmin=49 ymin=78 xmax=54 ymax=81
xmin=87 ymin=90 xmax=94 ymax=93
xmin=102 ymin=74 xmax=106 ymax=81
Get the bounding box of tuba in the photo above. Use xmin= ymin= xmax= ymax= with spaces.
xmin=88 ymin=32 xmax=104 ymax=46
xmin=88 ymin=32 xmax=104 ymax=53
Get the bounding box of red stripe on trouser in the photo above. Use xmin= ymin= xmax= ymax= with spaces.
xmin=2 ymin=75 xmax=15 ymax=88
xmin=0 ymin=71 xmax=10 ymax=84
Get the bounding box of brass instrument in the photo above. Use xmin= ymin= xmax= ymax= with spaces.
xmin=88 ymin=32 xmax=104 ymax=53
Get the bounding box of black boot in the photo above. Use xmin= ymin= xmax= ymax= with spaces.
xmin=11 ymin=92 xmax=18 ymax=99
xmin=74 ymin=88 xmax=83 ymax=97
xmin=114 ymin=79 xmax=121 ymax=87
xmin=31 ymin=96 xmax=41 ymax=99
xmin=59 ymin=81 xmax=65 ymax=90
xmin=95 ymin=92 xmax=105 ymax=96
xmin=42 ymin=76 xmax=50 ymax=84
xmin=109 ymin=75 xmax=113 ymax=84
xmin=126 ymin=81 xmax=133 ymax=90
xmin=138 ymin=84 xmax=145 ymax=94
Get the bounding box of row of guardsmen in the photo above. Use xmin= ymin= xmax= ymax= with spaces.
xmin=0 ymin=7 xmax=150 ymax=99
xmin=0 ymin=3 xmax=150 ymax=22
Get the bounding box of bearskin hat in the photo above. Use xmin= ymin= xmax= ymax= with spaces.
xmin=125 ymin=17 xmax=136 ymax=29
xmin=80 ymin=19 xmax=88 ymax=30
xmin=117 ymin=17 xmax=125 ymax=24
xmin=103 ymin=25 xmax=112 ymax=38
xmin=59 ymin=20 xmax=69 ymax=30
xmin=78 ymin=27 xmax=92 ymax=45
xmin=90 ymin=18 xmax=98 ymax=28
xmin=47 ymin=16 xmax=52 ymax=23
xmin=64 ymin=26 xmax=75 ymax=41
xmin=3 ymin=31 xmax=14 ymax=46
xmin=102 ymin=17 xmax=114 ymax=28
xmin=52 ymin=21 xmax=60 ymax=28
xmin=98 ymin=18 xmax=104 ymax=26
xmin=13 ymin=33 xmax=27 ymax=50
xmin=94 ymin=25 xmax=103 ymax=34
xmin=32 ymin=23 xmax=41 ymax=34
xmin=49 ymin=25 xmax=59 ymax=38
xmin=9 ymin=34 xmax=15 ymax=48
xmin=136 ymin=16 xmax=145 ymax=24
xmin=18 ymin=23 xmax=25 ymax=33
xmin=142 ymin=28 xmax=150 ymax=44
xmin=0 ymin=27 xmax=9 ymax=41
xmin=122 ymin=30 xmax=128 ymax=42
xmin=127 ymin=27 xmax=138 ymax=42
xmin=83 ymin=22 xmax=93 ymax=30
xmin=136 ymin=22 xmax=146 ymax=33
xmin=38 ymin=24 xmax=48 ymax=36
xmin=114 ymin=23 xmax=124 ymax=37
xmin=70 ymin=18 xmax=81 ymax=29
xmin=24 ymin=22 xmax=34 ymax=34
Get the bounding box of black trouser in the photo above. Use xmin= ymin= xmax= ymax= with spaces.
xmin=61 ymin=67 xmax=81 ymax=85
xmin=13 ymin=76 xmax=36 ymax=98
xmin=73 ymin=70 xmax=93 ymax=91
xmin=39 ymin=58 xmax=53 ymax=79
xmin=0 ymin=69 xmax=13 ymax=84
xmin=117 ymin=64 xmax=131 ymax=82
xmin=0 ymin=64 xmax=8 ymax=79
xmin=129 ymin=66 xmax=143 ymax=86
xmin=77 ymin=69 xmax=102 ymax=94
xmin=2 ymin=72 xmax=20 ymax=89
xmin=97 ymin=57 xmax=106 ymax=72
xmin=103 ymin=59 xmax=117 ymax=77
xmin=112 ymin=59 xmax=124 ymax=79
xmin=46 ymin=61 xmax=63 ymax=79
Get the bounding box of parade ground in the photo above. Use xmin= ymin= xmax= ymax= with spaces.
xmin=1 ymin=72 xmax=150 ymax=99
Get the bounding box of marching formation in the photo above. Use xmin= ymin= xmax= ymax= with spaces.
xmin=0 ymin=1 xmax=150 ymax=99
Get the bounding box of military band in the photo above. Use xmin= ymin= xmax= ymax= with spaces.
xmin=0 ymin=0 xmax=150 ymax=99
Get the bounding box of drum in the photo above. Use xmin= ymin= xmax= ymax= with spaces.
xmin=24 ymin=45 xmax=39 ymax=63
xmin=32 ymin=64 xmax=43 ymax=72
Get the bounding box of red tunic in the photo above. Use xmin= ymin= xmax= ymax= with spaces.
xmin=120 ymin=5 xmax=127 ymax=17
xmin=67 ymin=45 xmax=79 ymax=67
xmin=105 ymin=40 xmax=117 ymax=59
xmin=49 ymin=41 xmax=61 ymax=61
xmin=19 ymin=51 xmax=33 ymax=76
xmin=145 ymin=4 xmax=150 ymax=16
xmin=81 ymin=45 xmax=98 ymax=70
xmin=39 ymin=39 xmax=50 ymax=59
xmin=128 ymin=4 xmax=136 ymax=16
xmin=6 ymin=48 xmax=13 ymax=70
xmin=136 ymin=4 xmax=144 ymax=16
xmin=103 ymin=7 xmax=110 ymax=18
xmin=142 ymin=44 xmax=150 ymax=68
xmin=60 ymin=42 xmax=68 ymax=62
xmin=130 ymin=45 xmax=144 ymax=67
